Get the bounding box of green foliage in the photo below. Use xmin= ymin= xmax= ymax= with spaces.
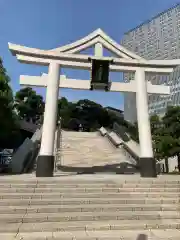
xmin=153 ymin=131 xmax=175 ymax=160
xmin=125 ymin=121 xmax=139 ymax=142
xmin=57 ymin=98 xmax=111 ymax=131
xmin=150 ymin=114 xmax=161 ymax=136
xmin=15 ymin=87 xmax=44 ymax=124
xmin=57 ymin=98 xmax=75 ymax=129
xmin=161 ymin=106 xmax=180 ymax=170
xmin=163 ymin=106 xmax=180 ymax=137
xmin=0 ymin=57 xmax=20 ymax=148
xmin=149 ymin=107 xmax=180 ymax=171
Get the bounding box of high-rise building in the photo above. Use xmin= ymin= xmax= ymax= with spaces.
xmin=121 ymin=3 xmax=180 ymax=123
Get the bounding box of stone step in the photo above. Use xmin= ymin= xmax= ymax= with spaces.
xmin=58 ymin=161 xmax=129 ymax=165
xmin=61 ymin=150 xmax=117 ymax=153
xmin=0 ymin=183 xmax=120 ymax=188
xmin=1 ymin=178 xmax=180 ymax=184
xmin=59 ymin=157 xmax=120 ymax=160
xmin=0 ymin=192 xmax=179 ymax=199
xmin=0 ymin=204 xmax=179 ymax=214
xmin=62 ymin=133 xmax=98 ymax=136
xmin=61 ymin=147 xmax=113 ymax=150
xmin=3 ymin=219 xmax=180 ymax=233
xmin=34 ymin=184 xmax=180 ymax=188
xmin=1 ymin=183 xmax=180 ymax=189
xmin=14 ymin=229 xmax=180 ymax=240
xmin=61 ymin=154 xmax=125 ymax=158
xmin=3 ymin=183 xmax=180 ymax=190
xmin=60 ymin=157 xmax=131 ymax=160
xmin=1 ymin=187 xmax=179 ymax=193
xmin=1 ymin=187 xmax=180 ymax=195
xmin=62 ymin=138 xmax=113 ymax=141
xmin=0 ymin=179 xmax=180 ymax=187
xmin=1 ymin=211 xmax=180 ymax=224
xmin=0 ymin=187 xmax=180 ymax=195
xmin=0 ymin=198 xmax=179 ymax=206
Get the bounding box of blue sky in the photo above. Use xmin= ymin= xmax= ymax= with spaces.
xmin=0 ymin=0 xmax=178 ymax=110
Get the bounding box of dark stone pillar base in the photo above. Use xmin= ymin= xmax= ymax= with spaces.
xmin=139 ymin=157 xmax=157 ymax=178
xmin=36 ymin=155 xmax=54 ymax=177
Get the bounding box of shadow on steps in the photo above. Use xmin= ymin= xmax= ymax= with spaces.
xmin=137 ymin=234 xmax=148 ymax=240
xmin=57 ymin=161 xmax=139 ymax=174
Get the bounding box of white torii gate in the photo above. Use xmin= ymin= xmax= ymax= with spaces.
xmin=8 ymin=28 xmax=179 ymax=178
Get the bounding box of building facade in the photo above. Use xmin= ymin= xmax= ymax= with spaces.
xmin=121 ymin=3 xmax=180 ymax=122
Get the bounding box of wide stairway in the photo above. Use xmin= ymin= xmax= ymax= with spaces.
xmin=57 ymin=131 xmax=136 ymax=173
xmin=1 ymin=174 xmax=180 ymax=239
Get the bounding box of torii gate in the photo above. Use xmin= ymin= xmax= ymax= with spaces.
xmin=8 ymin=28 xmax=179 ymax=178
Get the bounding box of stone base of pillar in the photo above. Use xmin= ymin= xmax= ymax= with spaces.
xmin=36 ymin=155 xmax=54 ymax=177
xmin=139 ymin=157 xmax=157 ymax=178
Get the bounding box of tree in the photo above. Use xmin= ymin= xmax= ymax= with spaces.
xmin=125 ymin=121 xmax=139 ymax=142
xmin=58 ymin=97 xmax=69 ymax=110
xmin=57 ymin=98 xmax=113 ymax=131
xmin=150 ymin=114 xmax=161 ymax=136
xmin=153 ymin=128 xmax=176 ymax=173
xmin=0 ymin=57 xmax=20 ymax=148
xmin=118 ymin=115 xmax=161 ymax=144
xmin=161 ymin=106 xmax=180 ymax=171
xmin=68 ymin=118 xmax=80 ymax=131
xmin=71 ymin=99 xmax=111 ymax=131
xmin=163 ymin=106 xmax=180 ymax=134
xmin=57 ymin=97 xmax=75 ymax=128
xmin=15 ymin=87 xmax=44 ymax=124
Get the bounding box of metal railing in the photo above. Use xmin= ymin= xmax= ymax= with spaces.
xmin=54 ymin=120 xmax=62 ymax=171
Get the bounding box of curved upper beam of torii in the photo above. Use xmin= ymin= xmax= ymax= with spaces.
xmin=8 ymin=28 xmax=180 ymax=70
xmin=51 ymin=28 xmax=144 ymax=59
xmin=8 ymin=28 xmax=144 ymax=60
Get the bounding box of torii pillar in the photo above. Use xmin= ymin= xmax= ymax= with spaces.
xmin=36 ymin=63 xmax=60 ymax=177
xmin=136 ymin=68 xmax=156 ymax=177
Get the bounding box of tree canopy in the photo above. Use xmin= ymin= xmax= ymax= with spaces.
xmin=0 ymin=58 xmax=20 ymax=149
xmin=161 ymin=106 xmax=180 ymax=170
xmin=15 ymin=87 xmax=44 ymax=124
xmin=146 ymin=106 xmax=180 ymax=171
xmin=57 ymin=98 xmax=111 ymax=131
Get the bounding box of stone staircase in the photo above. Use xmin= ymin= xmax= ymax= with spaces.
xmin=56 ymin=131 xmax=136 ymax=173
xmin=0 ymin=174 xmax=180 ymax=239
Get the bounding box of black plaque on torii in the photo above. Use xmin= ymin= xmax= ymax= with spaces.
xmin=89 ymin=59 xmax=111 ymax=91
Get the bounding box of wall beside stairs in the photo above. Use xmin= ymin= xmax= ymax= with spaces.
xmin=10 ymin=128 xmax=42 ymax=174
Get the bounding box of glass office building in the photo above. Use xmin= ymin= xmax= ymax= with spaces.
xmin=121 ymin=4 xmax=180 ymax=122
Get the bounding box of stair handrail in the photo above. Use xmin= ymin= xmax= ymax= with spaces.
xmin=55 ymin=119 xmax=62 ymax=171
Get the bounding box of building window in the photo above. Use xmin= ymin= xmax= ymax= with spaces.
xmin=167 ymin=10 xmax=172 ymax=18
